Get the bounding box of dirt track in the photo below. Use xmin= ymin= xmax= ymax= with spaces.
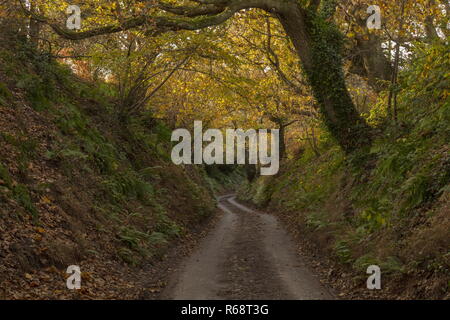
xmin=161 ymin=195 xmax=334 ymax=300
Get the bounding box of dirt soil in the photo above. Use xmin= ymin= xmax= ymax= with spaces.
xmin=158 ymin=195 xmax=335 ymax=300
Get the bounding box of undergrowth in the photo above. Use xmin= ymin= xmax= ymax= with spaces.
xmin=241 ymin=42 xmax=449 ymax=296
xmin=0 ymin=34 xmax=217 ymax=267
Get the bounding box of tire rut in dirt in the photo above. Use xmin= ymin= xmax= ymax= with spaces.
xmin=216 ymin=200 xmax=293 ymax=299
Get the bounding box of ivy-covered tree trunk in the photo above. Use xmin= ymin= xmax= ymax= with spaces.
xmin=278 ymin=6 xmax=372 ymax=153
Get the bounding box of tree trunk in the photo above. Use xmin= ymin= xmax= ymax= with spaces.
xmin=29 ymin=1 xmax=41 ymax=48
xmin=425 ymin=0 xmax=439 ymax=41
xmin=277 ymin=6 xmax=372 ymax=154
xmin=279 ymin=122 xmax=286 ymax=159
xmin=352 ymin=34 xmax=392 ymax=91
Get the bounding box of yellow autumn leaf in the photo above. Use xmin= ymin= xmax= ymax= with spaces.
xmin=36 ymin=227 xmax=45 ymax=234
xmin=41 ymin=196 xmax=52 ymax=204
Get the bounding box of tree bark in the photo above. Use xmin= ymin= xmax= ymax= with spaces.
xmin=277 ymin=6 xmax=372 ymax=153
xmin=352 ymin=34 xmax=392 ymax=91
xmin=279 ymin=122 xmax=286 ymax=159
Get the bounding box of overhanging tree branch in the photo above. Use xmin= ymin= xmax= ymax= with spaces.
xmin=19 ymin=0 xmax=288 ymax=41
